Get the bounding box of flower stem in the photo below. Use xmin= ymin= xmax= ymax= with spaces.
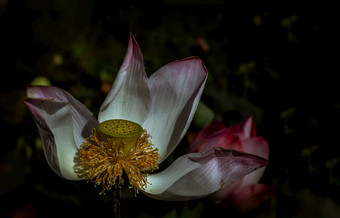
xmin=113 ymin=184 xmax=121 ymax=218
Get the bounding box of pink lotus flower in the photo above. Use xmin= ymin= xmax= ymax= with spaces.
xmin=189 ymin=117 xmax=274 ymax=211
xmin=23 ymin=34 xmax=268 ymax=200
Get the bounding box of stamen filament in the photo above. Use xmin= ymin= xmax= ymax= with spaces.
xmin=73 ymin=120 xmax=159 ymax=195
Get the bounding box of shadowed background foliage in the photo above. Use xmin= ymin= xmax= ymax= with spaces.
xmin=0 ymin=0 xmax=338 ymax=217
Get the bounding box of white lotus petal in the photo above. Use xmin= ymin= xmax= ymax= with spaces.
xmin=24 ymin=98 xmax=81 ymax=180
xmin=143 ymin=57 xmax=208 ymax=162
xmin=99 ymin=34 xmax=150 ymax=125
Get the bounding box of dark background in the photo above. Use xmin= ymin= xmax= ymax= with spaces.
xmin=0 ymin=1 xmax=338 ymax=217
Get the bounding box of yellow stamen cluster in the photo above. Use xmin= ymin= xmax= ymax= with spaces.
xmin=73 ymin=120 xmax=159 ymax=195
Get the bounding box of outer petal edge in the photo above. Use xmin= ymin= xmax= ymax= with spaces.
xmin=27 ymin=86 xmax=98 ymax=148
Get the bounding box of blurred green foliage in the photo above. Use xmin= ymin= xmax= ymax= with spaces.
xmin=0 ymin=0 xmax=338 ymax=217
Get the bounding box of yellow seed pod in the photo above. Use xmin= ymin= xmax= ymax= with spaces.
xmin=98 ymin=119 xmax=143 ymax=155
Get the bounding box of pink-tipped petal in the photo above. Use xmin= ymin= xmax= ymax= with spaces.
xmin=143 ymin=57 xmax=208 ymax=162
xmin=27 ymin=86 xmax=98 ymax=148
xmin=24 ymin=98 xmax=81 ymax=180
xmin=99 ymin=34 xmax=150 ymax=125
xmin=143 ymin=148 xmax=268 ymax=201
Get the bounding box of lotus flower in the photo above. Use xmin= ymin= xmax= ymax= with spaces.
xmin=23 ymin=34 xmax=268 ymax=200
xmin=189 ymin=117 xmax=274 ymax=211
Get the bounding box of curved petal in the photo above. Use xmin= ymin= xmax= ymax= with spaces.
xmin=143 ymin=147 xmax=268 ymax=201
xmin=98 ymin=34 xmax=150 ymax=125
xmin=27 ymin=86 xmax=98 ymax=148
xmin=143 ymin=57 xmax=208 ymax=162
xmin=24 ymin=98 xmax=81 ymax=180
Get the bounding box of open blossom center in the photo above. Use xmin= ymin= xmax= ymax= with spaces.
xmin=73 ymin=119 xmax=159 ymax=194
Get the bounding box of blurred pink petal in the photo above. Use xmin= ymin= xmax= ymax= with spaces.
xmin=189 ymin=121 xmax=243 ymax=153
xmin=221 ymin=184 xmax=275 ymax=214
xmin=242 ymin=136 xmax=269 ymax=161
xmin=239 ymin=116 xmax=256 ymax=138
xmin=189 ymin=117 xmax=272 ymax=211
